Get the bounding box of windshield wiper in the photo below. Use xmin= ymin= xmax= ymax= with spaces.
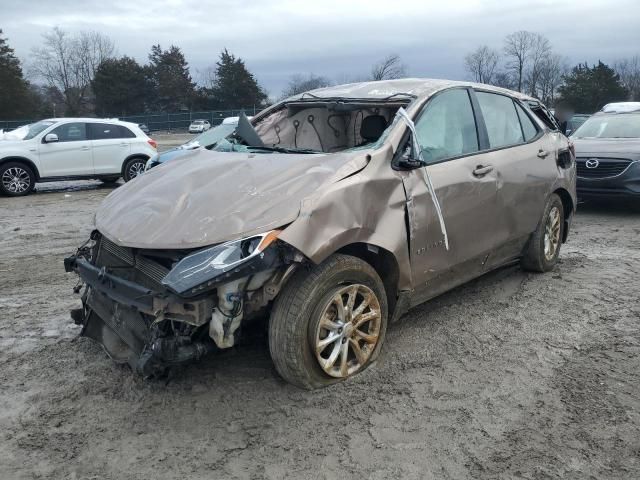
xmin=246 ymin=146 xmax=321 ymax=154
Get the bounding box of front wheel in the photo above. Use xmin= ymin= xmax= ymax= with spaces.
xmin=521 ymin=193 xmax=564 ymax=272
xmin=269 ymin=254 xmax=388 ymax=389
xmin=0 ymin=162 xmax=35 ymax=196
xmin=123 ymin=158 xmax=147 ymax=182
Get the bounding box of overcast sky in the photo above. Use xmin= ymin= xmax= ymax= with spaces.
xmin=2 ymin=0 xmax=639 ymax=98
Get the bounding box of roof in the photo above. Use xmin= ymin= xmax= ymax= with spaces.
xmin=40 ymin=117 xmax=139 ymax=125
xmin=287 ymin=78 xmax=538 ymax=103
xmin=600 ymin=102 xmax=640 ymax=114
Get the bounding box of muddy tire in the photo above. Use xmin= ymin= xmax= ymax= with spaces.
xmin=0 ymin=162 xmax=35 ymax=196
xmin=269 ymin=254 xmax=388 ymax=390
xmin=521 ymin=193 xmax=564 ymax=272
xmin=123 ymin=157 xmax=147 ymax=182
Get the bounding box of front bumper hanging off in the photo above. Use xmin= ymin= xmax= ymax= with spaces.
xmin=65 ymin=255 xmax=215 ymax=376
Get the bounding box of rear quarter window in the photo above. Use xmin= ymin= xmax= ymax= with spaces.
xmin=515 ymin=103 xmax=540 ymax=141
xmin=90 ymin=123 xmax=135 ymax=140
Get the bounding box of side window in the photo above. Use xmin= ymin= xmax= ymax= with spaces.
xmin=119 ymin=126 xmax=136 ymax=138
xmin=89 ymin=123 xmax=131 ymax=140
xmin=413 ymin=89 xmax=479 ymax=164
xmin=476 ymin=92 xmax=524 ymax=148
xmin=515 ymin=103 xmax=540 ymax=141
xmin=50 ymin=123 xmax=87 ymax=142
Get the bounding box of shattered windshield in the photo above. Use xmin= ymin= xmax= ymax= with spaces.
xmin=22 ymin=120 xmax=57 ymax=140
xmin=189 ymin=123 xmax=238 ymax=149
xmin=246 ymin=100 xmax=410 ymax=154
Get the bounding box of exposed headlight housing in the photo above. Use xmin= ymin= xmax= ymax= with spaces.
xmin=161 ymin=230 xmax=281 ymax=296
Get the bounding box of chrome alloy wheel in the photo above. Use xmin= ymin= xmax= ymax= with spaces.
xmin=313 ymin=284 xmax=382 ymax=378
xmin=2 ymin=167 xmax=31 ymax=193
xmin=127 ymin=160 xmax=146 ymax=179
xmin=544 ymin=206 xmax=561 ymax=261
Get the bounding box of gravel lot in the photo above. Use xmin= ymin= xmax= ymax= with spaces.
xmin=1 ymin=173 xmax=639 ymax=479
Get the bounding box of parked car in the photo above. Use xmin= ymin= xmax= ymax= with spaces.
xmin=0 ymin=118 xmax=157 ymax=196
xmin=572 ymin=103 xmax=640 ymax=199
xmin=138 ymin=123 xmax=150 ymax=135
xmin=188 ymin=119 xmax=211 ymax=133
xmin=566 ymin=114 xmax=590 ymax=136
xmin=146 ymin=116 xmax=243 ymax=170
xmin=64 ymin=79 xmax=576 ymax=389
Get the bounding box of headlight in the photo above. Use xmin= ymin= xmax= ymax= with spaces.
xmin=161 ymin=230 xmax=281 ymax=296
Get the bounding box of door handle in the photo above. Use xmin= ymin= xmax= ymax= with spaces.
xmin=537 ymin=149 xmax=550 ymax=158
xmin=81 ymin=146 xmax=90 ymax=151
xmin=473 ymin=165 xmax=494 ymax=177
xmin=120 ymin=143 xmax=128 ymax=147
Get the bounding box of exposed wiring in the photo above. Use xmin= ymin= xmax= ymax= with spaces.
xmin=307 ymin=115 xmax=324 ymax=152
xmin=273 ymin=124 xmax=281 ymax=146
xmin=293 ymin=120 xmax=300 ymax=148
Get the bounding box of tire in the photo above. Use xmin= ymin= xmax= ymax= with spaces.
xmin=0 ymin=162 xmax=35 ymax=197
xmin=123 ymin=158 xmax=147 ymax=182
xmin=521 ymin=193 xmax=564 ymax=272
xmin=269 ymin=254 xmax=388 ymax=389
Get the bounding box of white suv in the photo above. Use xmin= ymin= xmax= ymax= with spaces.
xmin=188 ymin=120 xmax=211 ymax=133
xmin=0 ymin=118 xmax=157 ymax=196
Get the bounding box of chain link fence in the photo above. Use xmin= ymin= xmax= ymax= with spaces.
xmin=0 ymin=107 xmax=260 ymax=132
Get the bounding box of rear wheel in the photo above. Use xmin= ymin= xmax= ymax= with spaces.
xmin=0 ymin=162 xmax=35 ymax=196
xmin=269 ymin=254 xmax=388 ymax=389
xmin=123 ymin=158 xmax=147 ymax=182
xmin=521 ymin=193 xmax=564 ymax=272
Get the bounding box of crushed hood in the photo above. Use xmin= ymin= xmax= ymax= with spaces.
xmin=96 ymin=147 xmax=367 ymax=249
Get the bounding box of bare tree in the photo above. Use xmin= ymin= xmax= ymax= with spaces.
xmin=281 ymin=73 xmax=332 ymax=98
xmin=31 ymin=27 xmax=114 ymax=115
xmin=503 ymin=31 xmax=536 ymax=92
xmin=524 ymin=33 xmax=552 ymax=97
xmin=537 ymin=54 xmax=568 ymax=105
xmin=464 ymin=45 xmax=500 ymax=84
xmin=492 ymin=71 xmax=515 ymax=90
xmin=370 ymin=54 xmax=407 ymax=81
xmin=615 ymin=56 xmax=640 ymax=100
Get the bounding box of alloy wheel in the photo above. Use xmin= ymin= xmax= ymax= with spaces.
xmin=127 ymin=161 xmax=146 ymax=180
xmin=313 ymin=284 xmax=382 ymax=378
xmin=2 ymin=167 xmax=31 ymax=194
xmin=543 ymin=206 xmax=561 ymax=261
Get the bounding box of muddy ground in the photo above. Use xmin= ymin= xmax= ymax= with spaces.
xmin=0 ymin=177 xmax=639 ymax=479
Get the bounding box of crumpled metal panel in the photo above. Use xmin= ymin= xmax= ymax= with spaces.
xmin=278 ymin=143 xmax=413 ymax=290
xmin=95 ymin=148 xmax=368 ymax=250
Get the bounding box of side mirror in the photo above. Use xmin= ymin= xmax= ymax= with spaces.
xmin=44 ymin=133 xmax=59 ymax=143
xmin=397 ymin=142 xmax=426 ymax=170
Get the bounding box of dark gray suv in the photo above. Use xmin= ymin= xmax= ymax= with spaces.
xmin=572 ymin=106 xmax=640 ymax=199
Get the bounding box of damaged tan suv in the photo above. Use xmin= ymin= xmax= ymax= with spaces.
xmin=65 ymin=79 xmax=576 ymax=389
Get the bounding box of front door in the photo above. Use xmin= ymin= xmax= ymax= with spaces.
xmin=37 ymin=122 xmax=93 ymax=177
xmin=401 ymin=88 xmax=505 ymax=304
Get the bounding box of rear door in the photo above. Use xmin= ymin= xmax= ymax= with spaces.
xmin=89 ymin=123 xmax=133 ymax=175
xmin=473 ymin=91 xmax=559 ymax=264
xmin=402 ymin=88 xmax=506 ymax=304
xmin=37 ymin=122 xmax=93 ymax=177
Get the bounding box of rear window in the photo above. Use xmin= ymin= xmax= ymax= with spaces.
xmin=515 ymin=103 xmax=539 ymax=141
xmin=89 ymin=123 xmax=135 ymax=140
xmin=476 ymin=92 xmax=524 ymax=148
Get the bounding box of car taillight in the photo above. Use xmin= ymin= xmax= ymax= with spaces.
xmin=148 ymin=139 xmax=157 ymax=149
